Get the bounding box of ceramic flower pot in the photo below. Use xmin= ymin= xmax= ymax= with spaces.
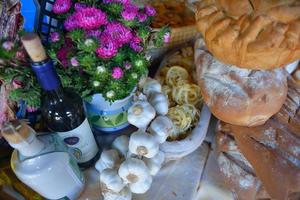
xmin=85 ymin=90 xmax=135 ymax=133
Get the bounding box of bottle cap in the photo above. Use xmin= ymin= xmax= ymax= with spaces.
xmin=1 ymin=120 xmax=31 ymax=144
xmin=21 ymin=33 xmax=47 ymax=62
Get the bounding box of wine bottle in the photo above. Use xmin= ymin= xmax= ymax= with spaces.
xmin=1 ymin=120 xmax=85 ymax=199
xmin=21 ymin=33 xmax=99 ymax=168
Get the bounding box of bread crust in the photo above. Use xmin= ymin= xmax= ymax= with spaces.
xmin=195 ymin=0 xmax=300 ymax=69
xmin=195 ymin=43 xmax=288 ymax=126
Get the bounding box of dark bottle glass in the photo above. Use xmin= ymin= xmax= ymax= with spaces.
xmin=21 ymin=34 xmax=99 ymax=169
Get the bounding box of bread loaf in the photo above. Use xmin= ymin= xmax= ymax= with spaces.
xmin=195 ymin=0 xmax=300 ymax=69
xmin=216 ymin=79 xmax=300 ymax=200
xmin=195 ymin=42 xmax=288 ymax=126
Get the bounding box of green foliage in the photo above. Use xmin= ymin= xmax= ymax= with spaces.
xmin=77 ymin=39 xmax=98 ymax=53
xmin=68 ymin=29 xmax=85 ymax=42
xmin=0 ymin=63 xmax=41 ymax=109
xmin=153 ymin=26 xmax=171 ymax=48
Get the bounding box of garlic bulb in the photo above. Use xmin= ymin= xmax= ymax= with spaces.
xmin=149 ymin=116 xmax=175 ymax=143
xmin=148 ymin=92 xmax=169 ymax=115
xmin=129 ymin=175 xmax=153 ymax=194
xmin=112 ymin=135 xmax=129 ymax=157
xmin=127 ymin=101 xmax=156 ymax=128
xmin=129 ymin=130 xmax=159 ymax=158
xmin=102 ymin=186 xmax=132 ymax=200
xmin=143 ymin=151 xmax=165 ymax=176
xmin=118 ymin=158 xmax=150 ymax=185
xmin=143 ymin=78 xmax=162 ymax=97
xmin=96 ymin=149 xmax=120 ymax=173
xmin=100 ymin=169 xmax=125 ymax=193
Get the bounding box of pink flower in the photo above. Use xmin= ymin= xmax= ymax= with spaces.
xmin=121 ymin=4 xmax=139 ymax=21
xmin=57 ymin=48 xmax=69 ymax=67
xmin=132 ymin=35 xmax=142 ymax=43
xmin=130 ymin=35 xmax=143 ymax=52
xmin=137 ymin=13 xmax=147 ymax=22
xmin=74 ymin=2 xmax=88 ymax=11
xmin=101 ymin=22 xmax=132 ymax=47
xmin=145 ymin=5 xmax=156 ymax=16
xmin=52 ymin=0 xmax=72 ymax=14
xmin=50 ymin=32 xmax=60 ymax=42
xmin=112 ymin=67 xmax=124 ymax=79
xmin=96 ymin=40 xmax=118 ymax=59
xmin=86 ymin=29 xmax=102 ymax=39
xmin=64 ymin=14 xmax=79 ymax=31
xmin=76 ymin=8 xmax=107 ymax=30
xmin=2 ymin=41 xmax=14 ymax=51
xmin=130 ymin=42 xmax=143 ymax=52
xmin=26 ymin=107 xmax=38 ymax=113
xmin=16 ymin=50 xmax=26 ymax=61
xmin=164 ymin=32 xmax=171 ymax=43
xmin=12 ymin=79 xmax=23 ymax=89
xmin=70 ymin=57 xmax=79 ymax=67
xmin=103 ymin=0 xmax=129 ymax=4
xmin=125 ymin=63 xmax=132 ymax=70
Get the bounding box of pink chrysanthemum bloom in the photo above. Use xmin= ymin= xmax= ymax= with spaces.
xmin=57 ymin=47 xmax=69 ymax=67
xmin=70 ymin=57 xmax=79 ymax=67
xmin=137 ymin=13 xmax=147 ymax=22
xmin=52 ymin=0 xmax=72 ymax=14
xmin=102 ymin=22 xmax=132 ymax=47
xmin=86 ymin=29 xmax=102 ymax=39
xmin=130 ymin=42 xmax=143 ymax=52
xmin=164 ymin=32 xmax=171 ymax=43
xmin=50 ymin=32 xmax=60 ymax=42
xmin=96 ymin=39 xmax=118 ymax=59
xmin=12 ymin=79 xmax=23 ymax=89
xmin=74 ymin=2 xmax=88 ymax=11
xmin=112 ymin=67 xmax=124 ymax=79
xmin=64 ymin=14 xmax=79 ymax=31
xmin=16 ymin=50 xmax=26 ymax=61
xmin=145 ymin=5 xmax=156 ymax=16
xmin=26 ymin=107 xmax=38 ymax=113
xmin=124 ymin=63 xmax=132 ymax=70
xmin=103 ymin=0 xmax=129 ymax=4
xmin=2 ymin=41 xmax=14 ymax=50
xmin=121 ymin=4 xmax=139 ymax=21
xmin=130 ymin=35 xmax=143 ymax=52
xmin=76 ymin=8 xmax=107 ymax=30
xmin=132 ymin=35 xmax=142 ymax=43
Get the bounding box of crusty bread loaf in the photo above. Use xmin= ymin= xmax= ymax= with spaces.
xmin=216 ymin=78 xmax=300 ymax=200
xmin=195 ymin=42 xmax=288 ymax=127
xmin=195 ymin=0 xmax=300 ymax=69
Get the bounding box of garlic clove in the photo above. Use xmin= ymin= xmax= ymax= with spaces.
xmin=129 ymin=175 xmax=153 ymax=194
xmin=112 ymin=135 xmax=129 ymax=157
xmin=149 ymin=116 xmax=175 ymax=144
xmin=143 ymin=151 xmax=165 ymax=176
xmin=118 ymin=158 xmax=150 ymax=184
xmin=96 ymin=149 xmax=120 ymax=172
xmin=143 ymin=78 xmax=162 ymax=97
xmin=129 ymin=130 xmax=159 ymax=158
xmin=148 ymin=92 xmax=169 ymax=115
xmin=127 ymin=101 xmax=156 ymax=128
xmin=100 ymin=169 xmax=125 ymax=193
xmin=102 ymin=186 xmax=132 ymax=200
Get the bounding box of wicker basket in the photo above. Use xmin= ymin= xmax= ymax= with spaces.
xmin=147 ymin=0 xmax=199 ymax=59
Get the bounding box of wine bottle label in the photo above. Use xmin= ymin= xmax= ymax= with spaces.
xmin=31 ymin=60 xmax=60 ymax=91
xmin=57 ymin=119 xmax=99 ymax=163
